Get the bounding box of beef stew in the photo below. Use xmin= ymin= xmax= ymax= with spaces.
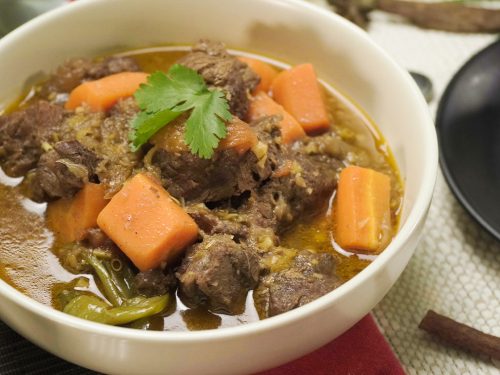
xmin=0 ymin=40 xmax=402 ymax=331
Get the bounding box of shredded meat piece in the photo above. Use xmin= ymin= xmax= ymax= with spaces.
xmin=134 ymin=269 xmax=177 ymax=297
xmin=178 ymin=39 xmax=259 ymax=118
xmin=254 ymin=250 xmax=340 ymax=317
xmin=176 ymin=234 xmax=259 ymax=314
xmin=0 ymin=101 xmax=65 ymax=177
xmin=32 ymin=140 xmax=99 ymax=202
xmin=152 ymin=116 xmax=273 ymax=203
xmin=40 ymin=56 xmax=140 ymax=96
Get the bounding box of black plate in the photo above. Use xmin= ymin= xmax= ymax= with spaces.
xmin=436 ymin=38 xmax=500 ymax=241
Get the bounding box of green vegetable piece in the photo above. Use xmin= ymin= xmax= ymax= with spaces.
xmin=52 ymin=276 xmax=91 ymax=311
xmin=64 ymin=294 xmax=169 ymax=326
xmin=130 ymin=64 xmax=232 ymax=158
xmin=86 ymin=253 xmax=136 ymax=307
xmin=184 ymin=90 xmax=230 ymax=159
xmin=104 ymin=258 xmax=135 ymax=301
xmin=135 ymin=67 xmax=205 ymax=113
xmin=130 ymin=109 xmax=181 ymax=151
xmin=86 ymin=254 xmax=124 ymax=307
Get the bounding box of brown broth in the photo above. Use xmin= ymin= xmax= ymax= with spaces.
xmin=0 ymin=46 xmax=403 ymax=330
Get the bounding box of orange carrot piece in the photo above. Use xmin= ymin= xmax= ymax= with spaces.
xmin=238 ymin=56 xmax=278 ymax=93
xmin=248 ymin=92 xmax=306 ymax=144
xmin=218 ymin=117 xmax=258 ymax=155
xmin=334 ymin=166 xmax=391 ymax=253
xmin=65 ymin=72 xmax=148 ymax=111
xmin=97 ymin=173 xmax=199 ymax=271
xmin=271 ymin=63 xmax=330 ymax=134
xmin=47 ymin=183 xmax=108 ymax=243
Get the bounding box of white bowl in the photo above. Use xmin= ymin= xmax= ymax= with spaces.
xmin=0 ymin=0 xmax=437 ymax=373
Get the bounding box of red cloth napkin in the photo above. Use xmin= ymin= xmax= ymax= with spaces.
xmin=258 ymin=315 xmax=405 ymax=375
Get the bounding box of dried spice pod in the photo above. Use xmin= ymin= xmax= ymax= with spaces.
xmin=419 ymin=310 xmax=500 ymax=360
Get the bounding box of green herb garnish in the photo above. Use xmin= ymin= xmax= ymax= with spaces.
xmin=130 ymin=64 xmax=232 ymax=159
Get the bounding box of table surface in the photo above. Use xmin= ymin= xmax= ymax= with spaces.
xmin=337 ymin=5 xmax=500 ymax=375
xmin=1 ymin=1 xmax=500 ymax=374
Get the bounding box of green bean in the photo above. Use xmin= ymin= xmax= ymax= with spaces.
xmin=63 ymin=294 xmax=169 ymax=326
xmin=52 ymin=276 xmax=91 ymax=310
xmin=103 ymin=258 xmax=135 ymax=300
xmin=91 ymin=248 xmax=113 ymax=260
xmin=86 ymin=254 xmax=124 ymax=306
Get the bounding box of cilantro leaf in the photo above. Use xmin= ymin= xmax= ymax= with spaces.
xmin=134 ymin=72 xmax=172 ymax=113
xmin=134 ymin=65 xmax=206 ymax=113
xmin=168 ymin=64 xmax=206 ymax=95
xmin=184 ymin=90 xmax=231 ymax=159
xmin=130 ymin=64 xmax=232 ymax=158
xmin=129 ymin=110 xmax=181 ymax=152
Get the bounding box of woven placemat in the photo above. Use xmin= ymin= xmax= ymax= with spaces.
xmin=362 ymin=9 xmax=500 ymax=375
xmin=1 ymin=2 xmax=499 ymax=374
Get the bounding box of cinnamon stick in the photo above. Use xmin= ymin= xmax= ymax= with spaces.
xmin=419 ymin=310 xmax=500 ymax=360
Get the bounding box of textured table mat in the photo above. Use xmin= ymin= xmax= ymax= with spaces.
xmin=1 ymin=1 xmax=500 ymax=374
xmin=363 ymin=13 xmax=500 ymax=375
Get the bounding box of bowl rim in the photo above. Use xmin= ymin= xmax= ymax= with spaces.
xmin=0 ymin=0 xmax=437 ymax=342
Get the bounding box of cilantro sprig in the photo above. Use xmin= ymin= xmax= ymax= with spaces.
xmin=130 ymin=64 xmax=232 ymax=159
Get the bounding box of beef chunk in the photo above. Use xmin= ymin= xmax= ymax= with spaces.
xmin=243 ymin=152 xmax=341 ymax=232
xmin=177 ymin=234 xmax=259 ymax=314
xmin=186 ymin=204 xmax=249 ymax=241
xmin=41 ymin=56 xmax=140 ymax=96
xmin=41 ymin=59 xmax=94 ymax=95
xmin=250 ymin=115 xmax=283 ymax=167
xmin=87 ymin=56 xmax=140 ymax=80
xmin=236 ymin=115 xmax=340 ymax=232
xmin=178 ymin=40 xmax=259 ymax=118
xmin=152 ymin=116 xmax=272 ymax=203
xmin=134 ymin=269 xmax=177 ymax=297
xmin=0 ymin=101 xmax=65 ymax=176
xmin=31 ymin=140 xmax=99 ymax=201
xmin=94 ymin=98 xmax=142 ymax=197
xmin=254 ymin=249 xmax=340 ymax=317
xmin=153 ymin=147 xmax=261 ymax=203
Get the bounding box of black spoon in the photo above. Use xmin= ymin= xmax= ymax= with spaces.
xmin=410 ymin=71 xmax=434 ymax=103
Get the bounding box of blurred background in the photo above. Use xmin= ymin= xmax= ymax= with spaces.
xmin=0 ymin=0 xmax=67 ymax=36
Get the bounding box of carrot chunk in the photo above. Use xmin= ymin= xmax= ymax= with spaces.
xmin=97 ymin=173 xmax=199 ymax=271
xmin=238 ymin=56 xmax=278 ymax=94
xmin=248 ymin=92 xmax=306 ymax=144
xmin=47 ymin=183 xmax=108 ymax=243
xmin=65 ymin=72 xmax=148 ymax=112
xmin=218 ymin=117 xmax=258 ymax=155
xmin=271 ymin=63 xmax=330 ymax=134
xmin=334 ymin=166 xmax=391 ymax=253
